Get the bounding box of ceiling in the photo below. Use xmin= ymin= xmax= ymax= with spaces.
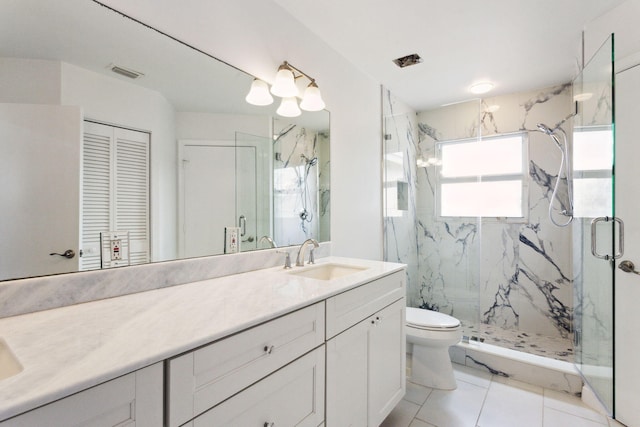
xmin=275 ymin=0 xmax=626 ymax=111
xmin=0 ymin=0 xmax=329 ymax=130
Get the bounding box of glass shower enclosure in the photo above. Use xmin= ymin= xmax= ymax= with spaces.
xmin=572 ymin=34 xmax=616 ymax=413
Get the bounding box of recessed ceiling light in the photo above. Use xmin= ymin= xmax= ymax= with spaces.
xmin=469 ymin=82 xmax=494 ymax=94
xmin=392 ymin=53 xmax=423 ymax=68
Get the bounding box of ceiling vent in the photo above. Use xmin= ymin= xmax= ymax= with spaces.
xmin=392 ymin=54 xmax=423 ymax=68
xmin=110 ymin=64 xmax=144 ymax=79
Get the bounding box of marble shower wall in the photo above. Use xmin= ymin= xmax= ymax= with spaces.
xmin=273 ymin=120 xmax=329 ymax=247
xmin=384 ymin=84 xmax=576 ymax=341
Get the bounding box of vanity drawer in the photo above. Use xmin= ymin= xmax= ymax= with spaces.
xmin=167 ymin=302 xmax=325 ymax=427
xmin=325 ymin=270 xmax=405 ymax=338
xmin=184 ymin=346 xmax=325 ymax=427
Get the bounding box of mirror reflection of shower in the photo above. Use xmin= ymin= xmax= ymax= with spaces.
xmin=535 ymin=107 xmax=576 ymax=227
xmin=299 ymin=153 xmax=318 ymax=226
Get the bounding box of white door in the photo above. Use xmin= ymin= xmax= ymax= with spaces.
xmin=81 ymin=122 xmax=150 ymax=270
xmin=614 ymin=63 xmax=640 ymax=427
xmin=180 ymin=143 xmax=237 ymax=258
xmin=0 ymin=103 xmax=82 ymax=280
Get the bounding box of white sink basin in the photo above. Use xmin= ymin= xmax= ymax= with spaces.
xmin=0 ymin=338 xmax=23 ymax=381
xmin=288 ymin=263 xmax=368 ymax=281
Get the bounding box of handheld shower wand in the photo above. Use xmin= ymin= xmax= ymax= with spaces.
xmin=537 ymin=123 xmax=573 ymax=227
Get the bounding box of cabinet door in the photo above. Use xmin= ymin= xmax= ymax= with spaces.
xmin=189 ymin=347 xmax=325 ymax=427
xmin=326 ymin=316 xmax=369 ymax=426
xmin=0 ymin=363 xmax=162 ymax=427
xmin=326 ymin=298 xmax=406 ymax=427
xmin=369 ymin=299 xmax=406 ymax=427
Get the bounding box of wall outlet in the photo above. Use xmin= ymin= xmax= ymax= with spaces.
xmin=110 ymin=239 xmax=122 ymax=260
xmin=224 ymin=227 xmax=241 ymax=254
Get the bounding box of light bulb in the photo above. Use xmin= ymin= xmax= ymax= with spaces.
xmin=300 ymin=81 xmax=326 ymax=111
xmin=270 ymin=64 xmax=299 ymax=98
xmin=276 ymin=97 xmax=301 ymax=117
xmin=245 ymin=79 xmax=273 ymax=106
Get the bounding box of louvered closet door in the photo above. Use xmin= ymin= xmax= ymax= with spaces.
xmin=81 ymin=122 xmax=149 ymax=270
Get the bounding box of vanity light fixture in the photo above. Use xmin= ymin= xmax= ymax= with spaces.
xmin=245 ymin=61 xmax=326 ymax=115
xmin=469 ymin=81 xmax=494 ymax=95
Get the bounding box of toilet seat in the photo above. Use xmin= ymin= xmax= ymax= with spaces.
xmin=406 ymin=307 xmax=460 ymax=331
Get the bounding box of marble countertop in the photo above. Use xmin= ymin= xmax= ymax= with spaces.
xmin=0 ymin=257 xmax=404 ymax=421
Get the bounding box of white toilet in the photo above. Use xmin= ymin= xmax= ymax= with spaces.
xmin=406 ymin=307 xmax=462 ymax=390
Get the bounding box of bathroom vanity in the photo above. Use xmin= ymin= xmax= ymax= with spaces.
xmin=0 ymin=257 xmax=405 ymax=426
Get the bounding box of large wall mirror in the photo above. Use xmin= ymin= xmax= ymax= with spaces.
xmin=0 ymin=0 xmax=330 ymax=282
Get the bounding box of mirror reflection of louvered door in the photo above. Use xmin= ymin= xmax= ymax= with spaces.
xmin=80 ymin=121 xmax=150 ymax=271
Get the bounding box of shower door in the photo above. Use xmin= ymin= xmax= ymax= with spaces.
xmin=572 ymin=34 xmax=615 ymax=413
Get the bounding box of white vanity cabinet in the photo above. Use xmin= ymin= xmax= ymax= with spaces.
xmin=166 ymin=302 xmax=325 ymax=427
xmin=325 ymin=271 xmax=406 ymax=427
xmin=0 ymin=363 xmax=162 ymax=427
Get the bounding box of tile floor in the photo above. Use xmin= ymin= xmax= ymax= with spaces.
xmin=381 ymin=364 xmax=625 ymax=427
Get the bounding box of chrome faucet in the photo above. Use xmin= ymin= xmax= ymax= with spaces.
xmin=296 ymin=238 xmax=319 ymax=266
xmin=259 ymin=235 xmax=278 ymax=248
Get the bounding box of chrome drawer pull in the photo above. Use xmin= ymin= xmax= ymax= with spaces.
xmin=264 ymin=345 xmax=275 ymax=354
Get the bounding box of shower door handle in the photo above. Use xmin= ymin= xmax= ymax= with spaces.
xmin=590 ymin=216 xmax=624 ymax=260
xmin=238 ymin=215 xmax=246 ymax=237
xmin=619 ymin=260 xmax=640 ymax=275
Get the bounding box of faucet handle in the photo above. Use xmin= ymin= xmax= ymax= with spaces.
xmin=308 ymin=248 xmax=316 ymax=264
xmin=276 ymin=250 xmax=292 ymax=269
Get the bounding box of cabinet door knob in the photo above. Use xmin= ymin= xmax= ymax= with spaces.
xmin=264 ymin=422 xmax=275 ymax=427
xmin=264 ymin=345 xmax=275 ymax=354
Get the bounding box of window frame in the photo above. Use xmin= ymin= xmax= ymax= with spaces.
xmin=435 ymin=131 xmax=529 ymax=222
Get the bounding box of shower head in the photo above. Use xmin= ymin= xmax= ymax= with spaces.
xmin=537 ymin=123 xmax=562 ymax=149
xmin=301 ymin=154 xmax=318 ymax=166
xmin=536 ymin=123 xmax=553 ymax=135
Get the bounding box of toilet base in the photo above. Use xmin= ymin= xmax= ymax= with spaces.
xmin=410 ymin=344 xmax=457 ymax=390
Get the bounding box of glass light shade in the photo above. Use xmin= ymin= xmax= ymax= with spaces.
xmin=270 ymin=65 xmax=299 ymax=97
xmin=299 ymin=82 xmax=326 ymax=111
xmin=469 ymin=81 xmax=494 ymax=94
xmin=245 ymin=79 xmax=274 ymax=106
xmin=276 ymin=97 xmax=301 ymax=117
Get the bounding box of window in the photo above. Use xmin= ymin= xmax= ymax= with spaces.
xmin=436 ymin=133 xmax=527 ymax=219
xmin=572 ymin=126 xmax=613 ymax=218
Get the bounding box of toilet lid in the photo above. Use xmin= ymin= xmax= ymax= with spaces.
xmin=406 ymin=307 xmax=460 ymax=329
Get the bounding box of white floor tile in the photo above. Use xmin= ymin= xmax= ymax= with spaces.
xmin=405 ymin=381 xmax=433 ymax=405
xmin=453 ymin=364 xmax=492 ymax=388
xmin=409 ymin=419 xmax=436 ymax=427
xmin=381 ymin=399 xmax=421 ymax=427
xmin=543 ymin=389 xmax=608 ymax=424
xmin=415 ymin=379 xmax=488 ymax=427
xmin=543 ymin=407 xmax=608 ymax=427
xmin=477 ymin=378 xmax=543 ymax=427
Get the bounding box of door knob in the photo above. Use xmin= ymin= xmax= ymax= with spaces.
xmin=50 ymin=249 xmax=76 ymax=259
xmin=618 ymin=260 xmax=640 ymax=275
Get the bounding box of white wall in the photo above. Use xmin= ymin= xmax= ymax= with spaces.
xmin=99 ymin=0 xmax=384 ymax=261
xmin=176 ymin=112 xmax=270 ymax=140
xmin=60 ymin=63 xmax=178 ymax=261
xmin=584 ymin=0 xmax=640 ymax=70
xmin=0 ymin=58 xmax=61 ymax=104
